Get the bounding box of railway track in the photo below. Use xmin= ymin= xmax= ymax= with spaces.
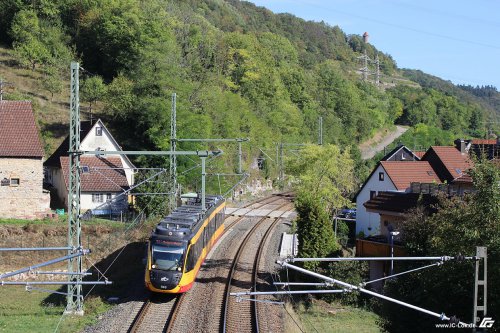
xmin=128 ymin=294 xmax=179 ymax=333
xmin=222 ymin=201 xmax=292 ymax=333
xmin=129 ymin=193 xmax=293 ymax=333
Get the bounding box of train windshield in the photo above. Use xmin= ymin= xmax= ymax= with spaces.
xmin=151 ymin=244 xmax=184 ymax=271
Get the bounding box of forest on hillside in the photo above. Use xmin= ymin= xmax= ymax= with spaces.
xmin=0 ymin=0 xmax=497 ymax=188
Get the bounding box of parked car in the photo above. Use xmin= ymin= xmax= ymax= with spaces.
xmin=338 ymin=208 xmax=356 ymax=219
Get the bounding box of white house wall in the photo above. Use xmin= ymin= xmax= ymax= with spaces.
xmin=80 ymin=192 xmax=128 ymax=212
xmin=80 ymin=121 xmax=134 ymax=186
xmin=355 ymin=164 xmax=398 ymax=236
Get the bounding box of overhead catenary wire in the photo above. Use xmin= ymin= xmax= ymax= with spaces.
xmin=278 ymin=261 xmax=472 ymax=326
xmin=361 ymin=261 xmax=443 ymax=287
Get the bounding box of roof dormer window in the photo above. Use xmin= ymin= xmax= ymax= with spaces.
xmin=96 ymin=127 xmax=102 ymax=136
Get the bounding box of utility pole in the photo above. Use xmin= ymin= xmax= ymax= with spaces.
xmin=279 ymin=143 xmax=284 ymax=189
xmin=318 ymin=116 xmax=323 ymax=145
xmin=238 ymin=139 xmax=243 ymax=174
xmin=375 ymin=54 xmax=380 ymax=87
xmin=473 ymin=247 xmax=487 ymax=332
xmin=66 ymin=62 xmax=83 ymax=314
xmin=170 ymin=93 xmax=177 ymax=211
xmin=363 ymin=48 xmax=369 ymax=81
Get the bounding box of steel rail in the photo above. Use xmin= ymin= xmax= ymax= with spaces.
xmin=164 ymin=294 xmax=185 ymax=333
xmin=222 ymin=216 xmax=268 ymax=333
xmin=252 ymin=201 xmax=293 ymax=333
xmin=223 ymin=200 xmax=293 ymax=333
xmin=253 ymin=217 xmax=280 ymax=333
xmin=128 ymin=300 xmax=151 ymax=333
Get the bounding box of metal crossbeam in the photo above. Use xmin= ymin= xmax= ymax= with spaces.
xmin=79 ymin=150 xmax=222 ymax=156
xmin=0 ymin=250 xmax=89 ymax=279
xmin=177 ymin=138 xmax=249 ymax=174
xmin=286 ymin=256 xmax=475 ymax=262
xmin=177 ymin=138 xmax=249 ymax=142
xmin=0 ymin=247 xmax=72 ymax=252
xmin=2 ymin=281 xmax=111 ymax=286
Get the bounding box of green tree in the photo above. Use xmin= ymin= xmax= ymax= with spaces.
xmin=295 ymin=193 xmax=338 ymax=269
xmin=40 ymin=66 xmax=62 ymax=100
xmin=104 ymin=74 xmax=135 ymax=120
xmin=81 ymin=76 xmax=107 ymax=114
xmin=10 ymin=9 xmax=49 ymax=71
xmin=287 ymin=144 xmax=356 ymax=268
xmin=77 ymin=0 xmax=143 ymax=79
xmin=286 ymin=144 xmax=355 ymax=212
xmin=10 ymin=9 xmax=72 ymax=71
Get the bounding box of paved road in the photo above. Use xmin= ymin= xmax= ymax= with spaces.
xmin=360 ymin=125 xmax=409 ymax=160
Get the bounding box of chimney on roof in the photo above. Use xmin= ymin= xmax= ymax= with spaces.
xmin=454 ymin=139 xmax=467 ymax=154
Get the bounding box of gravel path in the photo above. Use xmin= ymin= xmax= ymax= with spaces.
xmin=360 ymin=125 xmax=409 ymax=160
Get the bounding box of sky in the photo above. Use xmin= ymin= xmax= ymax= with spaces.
xmin=248 ymin=0 xmax=500 ymax=89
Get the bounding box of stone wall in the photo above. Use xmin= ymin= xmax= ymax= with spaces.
xmin=0 ymin=157 xmax=51 ymax=219
xmin=233 ymin=178 xmax=273 ymax=199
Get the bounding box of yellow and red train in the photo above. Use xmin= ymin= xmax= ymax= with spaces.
xmin=145 ymin=195 xmax=226 ymax=293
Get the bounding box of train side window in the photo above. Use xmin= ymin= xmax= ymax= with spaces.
xmin=210 ymin=217 xmax=215 ymax=236
xmin=186 ymin=245 xmax=195 ymax=271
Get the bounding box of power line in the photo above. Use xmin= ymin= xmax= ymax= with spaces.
xmin=386 ymin=1 xmax=500 ymax=29
xmin=313 ymin=5 xmax=500 ymax=50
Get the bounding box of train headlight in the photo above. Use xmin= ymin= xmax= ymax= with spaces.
xmin=177 ymin=267 xmax=182 ymax=272
xmin=152 ymin=264 xmax=156 ymax=269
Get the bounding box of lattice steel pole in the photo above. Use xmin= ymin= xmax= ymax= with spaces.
xmin=237 ymin=139 xmax=242 ymax=174
xmin=473 ymin=246 xmax=487 ymax=332
xmin=170 ymin=93 xmax=177 ymax=211
xmin=66 ymin=61 xmax=83 ymax=314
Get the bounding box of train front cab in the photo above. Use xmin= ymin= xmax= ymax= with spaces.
xmin=145 ymin=238 xmax=187 ymax=293
xmin=145 ymin=200 xmax=226 ymax=293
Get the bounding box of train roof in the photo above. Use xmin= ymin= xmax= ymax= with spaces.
xmin=151 ymin=195 xmax=224 ymax=241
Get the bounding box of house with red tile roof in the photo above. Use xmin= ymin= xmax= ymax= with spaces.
xmin=0 ymin=100 xmax=51 ymax=219
xmin=355 ymin=160 xmax=441 ymax=236
xmin=355 ymin=139 xmax=496 ymax=287
xmin=421 ymin=145 xmax=473 ymax=186
xmin=44 ymin=119 xmax=135 ymax=215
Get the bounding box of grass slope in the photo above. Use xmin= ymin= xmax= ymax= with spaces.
xmin=0 ymin=45 xmax=70 ymax=155
xmin=285 ymin=300 xmax=381 ymax=333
